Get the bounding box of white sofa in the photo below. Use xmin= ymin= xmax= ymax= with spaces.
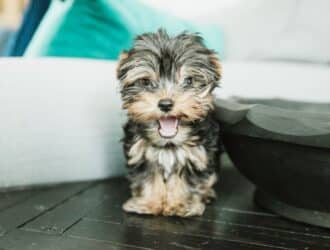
xmin=0 ymin=58 xmax=126 ymax=188
xmin=1 ymin=58 xmax=329 ymax=188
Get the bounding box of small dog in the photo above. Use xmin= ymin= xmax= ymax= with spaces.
xmin=117 ymin=29 xmax=222 ymax=217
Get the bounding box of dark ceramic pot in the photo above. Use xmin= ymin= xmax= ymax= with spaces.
xmin=215 ymin=98 xmax=330 ymax=228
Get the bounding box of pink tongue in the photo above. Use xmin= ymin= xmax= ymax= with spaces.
xmin=159 ymin=117 xmax=178 ymax=137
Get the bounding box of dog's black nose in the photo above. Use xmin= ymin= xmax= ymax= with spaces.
xmin=158 ymin=98 xmax=174 ymax=112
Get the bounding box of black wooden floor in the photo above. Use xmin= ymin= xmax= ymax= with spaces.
xmin=1 ymin=165 xmax=330 ymax=250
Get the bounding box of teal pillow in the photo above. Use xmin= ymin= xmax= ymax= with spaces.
xmin=25 ymin=0 xmax=224 ymax=59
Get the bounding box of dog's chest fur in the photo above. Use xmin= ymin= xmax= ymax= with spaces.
xmin=145 ymin=144 xmax=208 ymax=179
xmin=127 ymin=136 xmax=208 ymax=180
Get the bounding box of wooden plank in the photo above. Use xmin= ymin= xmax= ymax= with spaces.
xmin=202 ymin=207 xmax=330 ymax=239
xmin=21 ymin=180 xmax=125 ymax=235
xmin=0 ymin=182 xmax=92 ymax=237
xmin=88 ymin=167 xmax=330 ymax=239
xmin=0 ymin=189 xmax=38 ymax=212
xmin=86 ymin=201 xmax=330 ymax=250
xmin=0 ymin=166 xmax=329 ymax=249
xmin=66 ymin=218 xmax=271 ymax=250
xmin=84 ymin=168 xmax=330 ymax=249
xmin=0 ymin=229 xmax=142 ymax=250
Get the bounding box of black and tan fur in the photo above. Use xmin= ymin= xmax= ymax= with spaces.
xmin=117 ymin=29 xmax=222 ymax=217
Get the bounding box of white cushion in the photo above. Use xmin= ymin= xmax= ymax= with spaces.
xmin=216 ymin=61 xmax=330 ymax=103
xmin=0 ymin=58 xmax=126 ymax=188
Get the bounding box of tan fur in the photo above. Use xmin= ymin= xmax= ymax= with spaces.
xmin=123 ymin=171 xmax=166 ymax=215
xmin=182 ymin=145 xmax=208 ymax=171
xmin=118 ymin=52 xmax=128 ymax=62
xmin=172 ymin=92 xmax=213 ymax=122
xmin=209 ymin=53 xmax=222 ymax=79
xmin=123 ymin=142 xmax=215 ymax=217
xmin=123 ymin=170 xmax=212 ymax=217
xmin=124 ymin=92 xmax=162 ymax=122
xmin=116 ymin=52 xmax=128 ymax=77
xmin=163 ymin=174 xmax=205 ymax=217
xmin=127 ymin=139 xmax=146 ymax=166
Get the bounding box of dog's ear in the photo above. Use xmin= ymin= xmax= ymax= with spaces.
xmin=116 ymin=51 xmax=129 ymax=80
xmin=202 ymin=52 xmax=221 ymax=94
xmin=209 ymin=53 xmax=222 ymax=82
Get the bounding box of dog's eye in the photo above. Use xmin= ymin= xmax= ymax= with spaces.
xmin=183 ymin=77 xmax=193 ymax=86
xmin=140 ymin=78 xmax=152 ymax=87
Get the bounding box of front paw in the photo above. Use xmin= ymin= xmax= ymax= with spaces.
xmin=163 ymin=202 xmax=205 ymax=217
xmin=123 ymin=197 xmax=163 ymax=215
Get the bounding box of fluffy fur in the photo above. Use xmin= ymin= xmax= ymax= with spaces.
xmin=117 ymin=29 xmax=222 ymax=217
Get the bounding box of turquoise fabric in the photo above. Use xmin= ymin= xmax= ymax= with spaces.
xmin=25 ymin=0 xmax=224 ymax=59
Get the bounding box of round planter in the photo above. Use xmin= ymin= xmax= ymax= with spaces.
xmin=215 ymin=99 xmax=330 ymax=228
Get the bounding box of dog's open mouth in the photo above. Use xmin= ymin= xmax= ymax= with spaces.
xmin=158 ymin=116 xmax=179 ymax=138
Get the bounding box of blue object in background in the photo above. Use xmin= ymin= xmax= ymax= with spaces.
xmin=25 ymin=0 xmax=225 ymax=60
xmin=6 ymin=0 xmax=51 ymax=56
xmin=0 ymin=29 xmax=14 ymax=56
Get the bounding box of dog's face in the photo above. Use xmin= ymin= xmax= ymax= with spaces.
xmin=117 ymin=30 xmax=221 ymax=144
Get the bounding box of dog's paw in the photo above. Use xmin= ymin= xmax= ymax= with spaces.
xmin=123 ymin=198 xmax=163 ymax=215
xmin=163 ymin=202 xmax=205 ymax=217
xmin=203 ymin=188 xmax=217 ymax=204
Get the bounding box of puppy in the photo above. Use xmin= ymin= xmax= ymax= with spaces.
xmin=117 ymin=29 xmax=222 ymax=217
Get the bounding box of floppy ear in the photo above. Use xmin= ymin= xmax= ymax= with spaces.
xmin=209 ymin=53 xmax=222 ymax=82
xmin=116 ymin=51 xmax=129 ymax=80
xmin=207 ymin=53 xmax=222 ymax=94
